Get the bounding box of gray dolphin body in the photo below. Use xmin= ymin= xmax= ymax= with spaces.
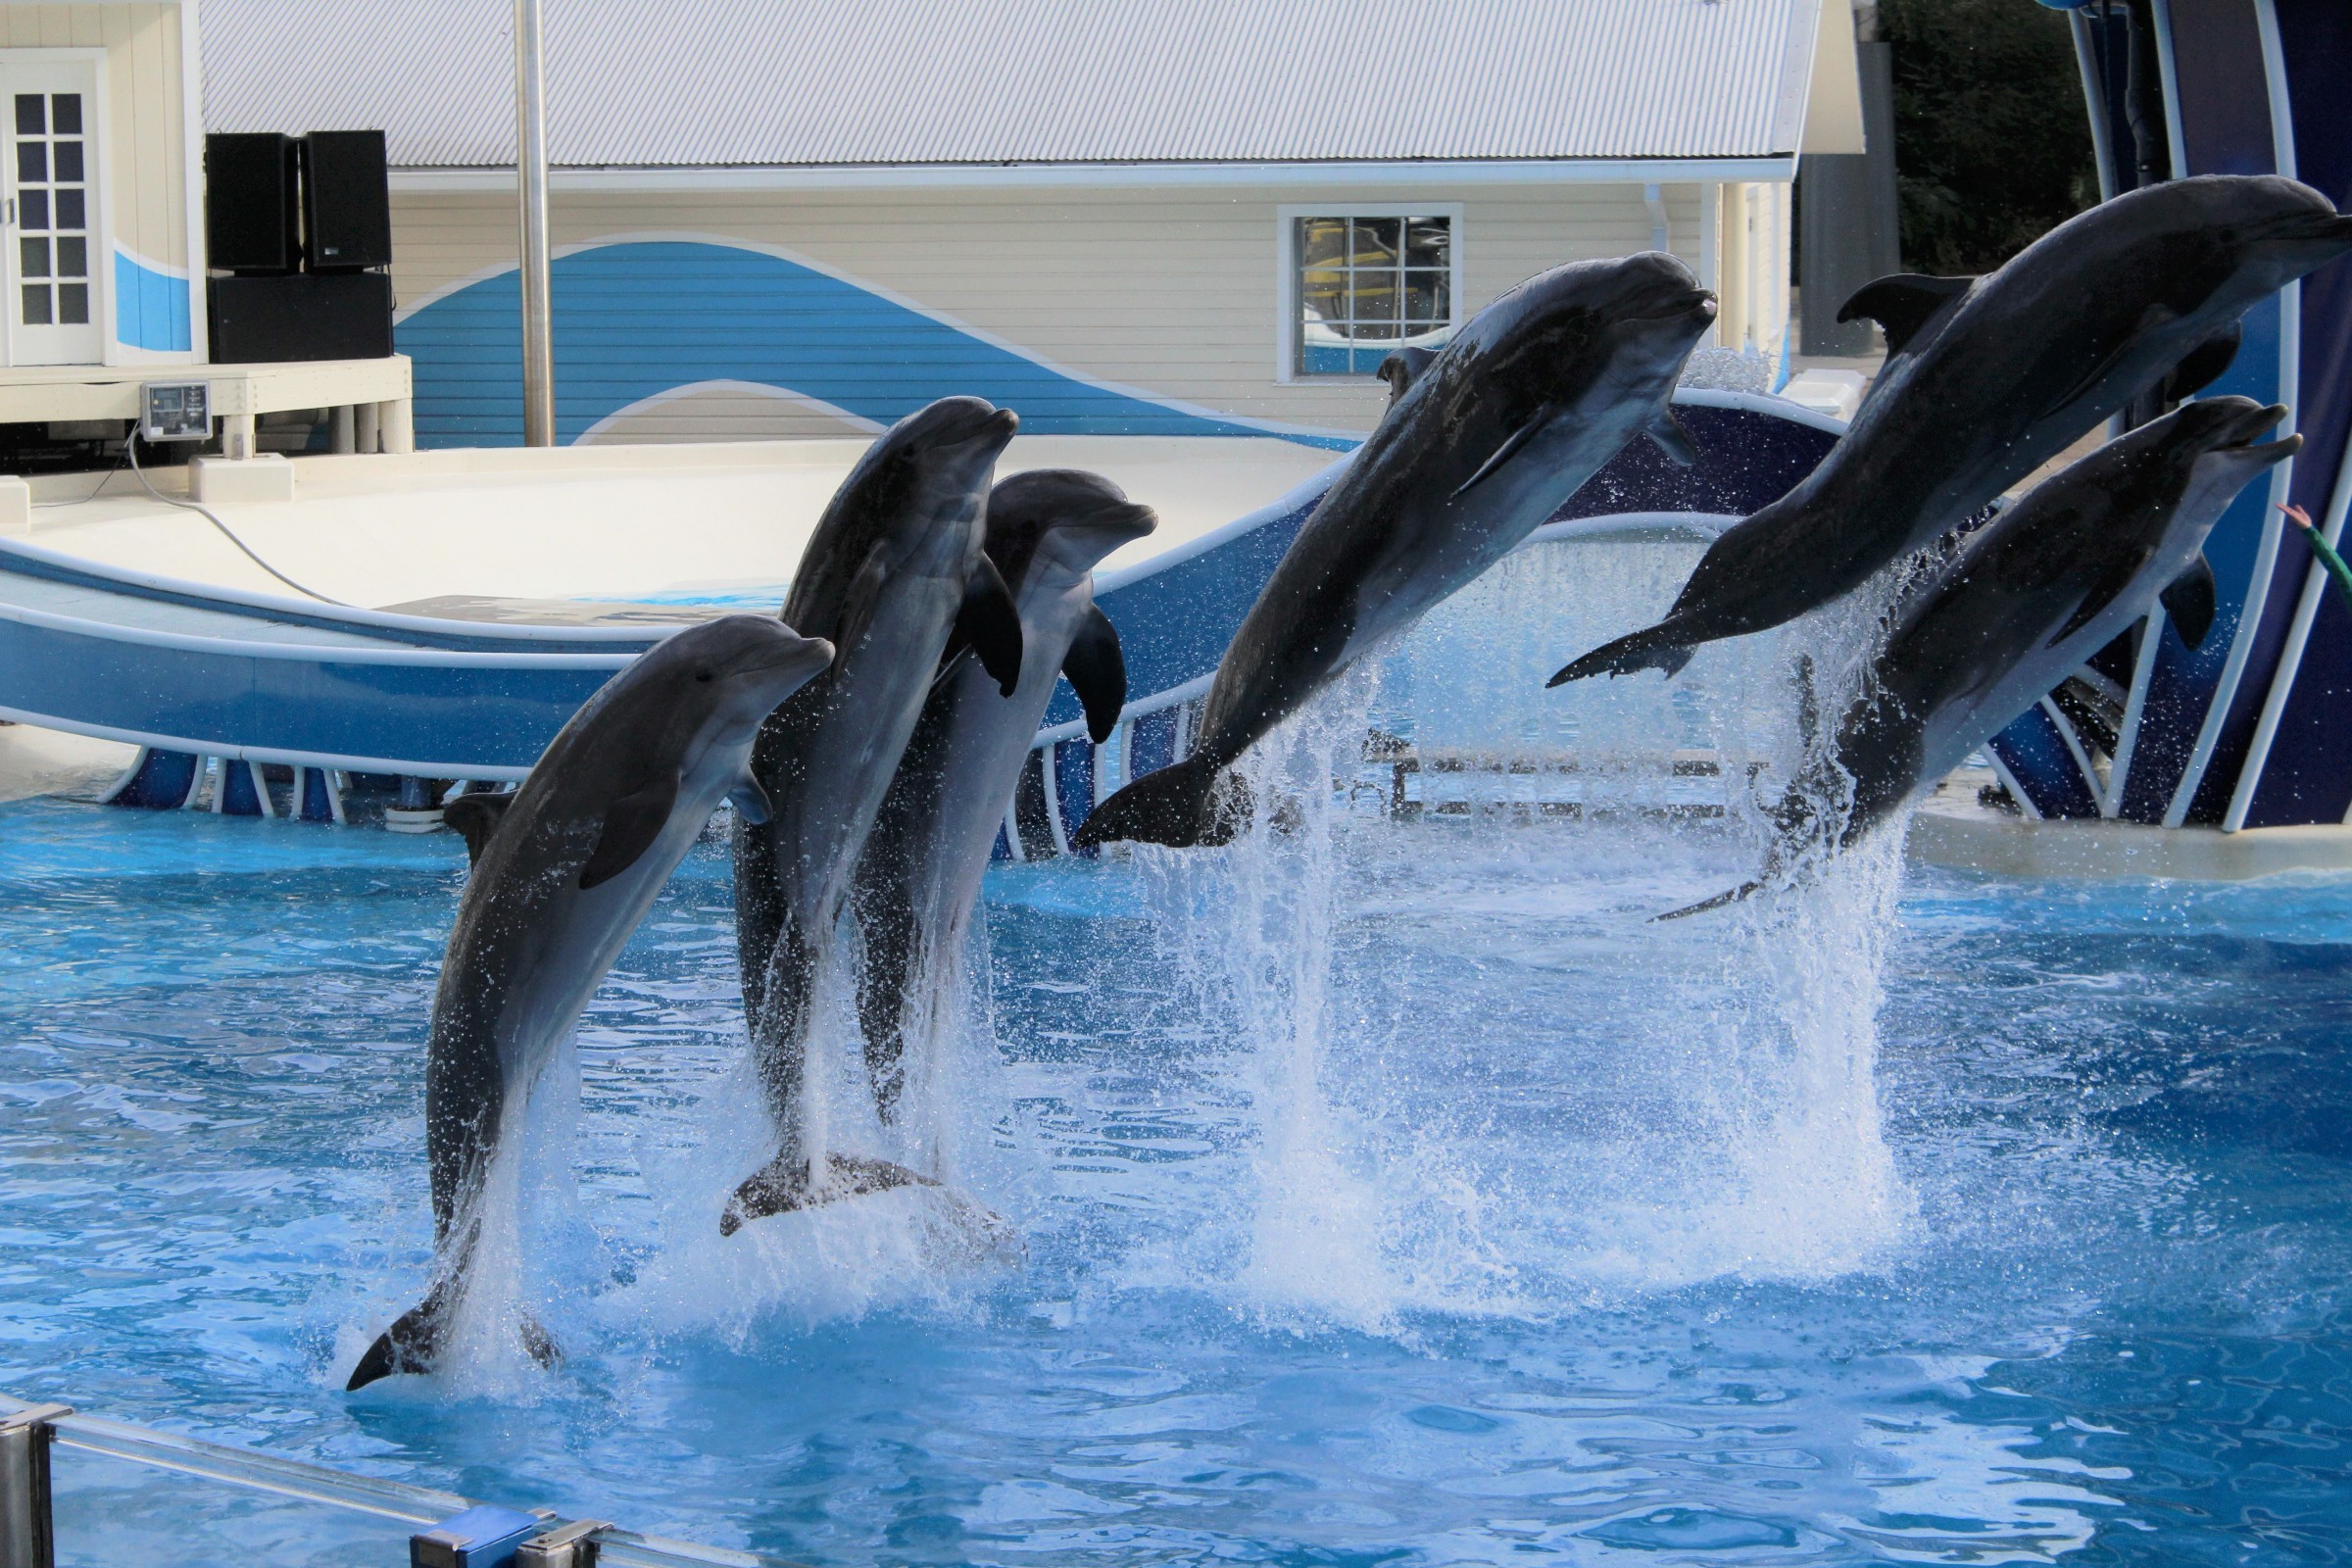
xmin=1555 ymin=175 xmax=2352 ymax=685
xmin=1075 ymin=252 xmax=1716 ymax=849
xmin=728 ymin=397 xmax=1022 ymax=1232
xmin=1665 ymin=396 xmax=2297 ymax=919
xmin=347 ymin=615 xmax=833 ymax=1389
xmin=850 ymin=470 xmax=1156 ymax=1120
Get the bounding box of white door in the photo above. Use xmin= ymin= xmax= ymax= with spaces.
xmin=2 ymin=59 xmax=101 ymax=367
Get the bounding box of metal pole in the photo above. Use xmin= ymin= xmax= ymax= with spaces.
xmin=0 ymin=1404 xmax=72 ymax=1568
xmin=514 ymin=0 xmax=555 ymax=446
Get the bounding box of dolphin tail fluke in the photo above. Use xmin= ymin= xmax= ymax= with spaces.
xmin=720 ymin=1150 xmax=939 ymax=1236
xmin=1069 ymin=755 xmax=1236 ymax=850
xmin=1652 ymin=879 xmax=1764 ymax=922
xmin=345 ymin=1288 xmax=560 ymax=1391
xmin=1547 ymin=625 xmax=1696 ymax=687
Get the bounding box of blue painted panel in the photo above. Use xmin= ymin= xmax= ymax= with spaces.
xmin=1054 ymin=737 xmax=1097 ymax=852
xmin=113 ymin=251 xmax=191 ymax=353
xmin=1989 ymin=705 xmax=2103 ymax=819
xmin=1129 ymin=709 xmax=1180 ymax=779
xmin=2108 ymin=0 xmax=2287 ymax=823
xmin=396 ymin=242 xmax=1353 ymax=451
xmin=0 ymin=616 xmax=616 ymax=772
xmin=217 ymin=760 xmax=266 ymax=817
xmin=2240 ymin=0 xmax=2352 ymax=826
xmin=104 ymin=748 xmax=198 ymax=809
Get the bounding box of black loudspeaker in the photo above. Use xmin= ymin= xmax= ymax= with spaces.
xmin=302 ymin=130 xmax=391 ymax=271
xmin=210 ymin=272 xmax=393 ymax=363
xmin=205 ymin=133 xmax=302 ymax=273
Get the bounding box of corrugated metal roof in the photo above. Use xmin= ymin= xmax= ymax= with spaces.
xmin=200 ymin=0 xmax=1828 ymax=170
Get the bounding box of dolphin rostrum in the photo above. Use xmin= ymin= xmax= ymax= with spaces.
xmin=728 ymin=396 xmax=1022 ymax=1232
xmin=1554 ymin=175 xmax=2352 ymax=685
xmin=1075 ymin=252 xmax=1717 ymax=849
xmin=851 ymin=469 xmax=1155 ymax=1121
xmin=346 ymin=614 xmax=834 ymax=1389
xmin=1664 ymin=395 xmax=2298 ymax=919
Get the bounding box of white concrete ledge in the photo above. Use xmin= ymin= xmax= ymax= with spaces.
xmin=1907 ymin=801 xmax=2352 ymax=881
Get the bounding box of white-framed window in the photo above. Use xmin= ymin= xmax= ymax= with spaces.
xmin=1277 ymin=204 xmax=1462 ymax=379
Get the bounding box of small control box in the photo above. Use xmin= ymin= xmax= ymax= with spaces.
xmin=139 ymin=382 xmax=212 ymax=442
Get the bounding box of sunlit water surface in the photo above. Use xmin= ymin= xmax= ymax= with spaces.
xmin=4 ymin=539 xmax=2350 ymax=1564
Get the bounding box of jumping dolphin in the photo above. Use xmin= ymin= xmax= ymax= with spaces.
xmin=346 ymin=615 xmax=834 ymax=1389
xmin=1074 ymin=252 xmax=1717 ymax=849
xmin=851 ymin=469 xmax=1155 ymax=1121
xmin=1554 ymin=175 xmax=2352 ymax=685
xmin=1663 ymin=395 xmax=2298 ymax=919
xmin=728 ymin=396 xmax=1022 ymax=1233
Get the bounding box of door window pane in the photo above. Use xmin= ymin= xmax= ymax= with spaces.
xmin=51 ymin=140 xmax=79 ymax=182
xmin=54 ymin=188 xmax=81 ymax=228
xmin=56 ymin=236 xmax=84 ymax=277
xmin=50 ymin=94 xmax=79 ymax=135
xmin=16 ymin=140 xmax=42 ymax=182
xmin=19 ymin=189 xmax=46 ymax=230
xmin=57 ymin=282 xmax=85 ymax=323
xmin=20 ymin=284 xmax=49 ymax=324
xmin=13 ymin=94 xmax=38 ymax=135
xmin=19 ymin=237 xmax=47 ymax=278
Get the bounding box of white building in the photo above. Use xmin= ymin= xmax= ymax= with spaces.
xmin=201 ymin=0 xmax=1864 ymax=447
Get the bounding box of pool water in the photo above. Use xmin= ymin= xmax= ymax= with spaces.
xmin=5 ymin=752 xmax=2352 ymax=1565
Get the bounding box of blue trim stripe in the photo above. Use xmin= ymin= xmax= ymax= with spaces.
xmin=396 ymin=241 xmax=1353 ymax=450
xmin=113 ymin=251 xmax=191 ymax=353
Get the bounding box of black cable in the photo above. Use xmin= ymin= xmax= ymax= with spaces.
xmin=122 ymin=433 xmax=349 ymax=607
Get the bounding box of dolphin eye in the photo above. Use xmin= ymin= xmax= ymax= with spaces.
xmin=695 ymin=668 xmax=714 ymax=683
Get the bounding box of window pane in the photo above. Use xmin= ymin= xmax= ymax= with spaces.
xmin=19 ymin=188 xmax=47 ymax=230
xmin=57 ymin=281 xmax=85 ymax=323
xmin=1298 ymin=219 xmax=1349 ymax=326
xmin=50 ymin=94 xmax=79 ymax=135
xmin=1405 ymin=220 xmax=1449 ymax=271
xmin=20 ymin=283 xmax=48 ymax=324
xmin=13 ymin=94 xmax=39 ymax=135
xmin=56 ymin=236 xmax=84 ymax=278
xmin=54 ymin=188 xmax=80 ymax=229
xmin=15 ymin=140 xmax=42 ymax=183
xmin=1404 ymin=270 xmax=1449 ymax=326
xmin=19 ymin=237 xmax=47 ymax=278
xmin=52 ymin=141 xmax=80 ymax=182
xmin=1350 ymin=218 xmax=1400 ymax=268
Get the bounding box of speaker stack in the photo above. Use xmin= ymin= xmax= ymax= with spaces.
xmin=205 ymin=128 xmax=394 ymax=363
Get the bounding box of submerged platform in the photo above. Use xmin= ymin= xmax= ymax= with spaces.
xmin=1907 ymin=773 xmax=2352 ymax=880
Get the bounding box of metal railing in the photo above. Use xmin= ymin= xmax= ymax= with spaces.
xmin=0 ymin=1394 xmax=800 ymax=1568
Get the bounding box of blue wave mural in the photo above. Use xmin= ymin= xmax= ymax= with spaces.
xmin=394 ymin=241 xmax=1351 ymax=450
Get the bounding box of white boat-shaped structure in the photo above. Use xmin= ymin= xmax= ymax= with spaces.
xmin=0 ymin=392 xmax=1838 ymax=842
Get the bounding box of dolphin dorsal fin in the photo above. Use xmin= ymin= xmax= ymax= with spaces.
xmin=2162 ymin=554 xmax=2218 ymax=650
xmin=957 ymin=554 xmax=1024 ymax=697
xmin=441 ymin=792 xmax=514 ymax=867
xmin=2162 ymin=322 xmax=2242 ymax=404
xmin=1838 ymin=273 xmax=1974 ymax=356
xmin=578 ymin=771 xmax=680 ymax=891
xmin=1062 ymin=603 xmax=1128 ymax=744
xmin=1376 ymin=346 xmax=1439 ymax=408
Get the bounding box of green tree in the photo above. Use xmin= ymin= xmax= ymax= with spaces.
xmin=1881 ymin=0 xmax=2101 ymax=273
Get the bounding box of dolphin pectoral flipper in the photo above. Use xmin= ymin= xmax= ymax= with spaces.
xmin=1653 ymin=879 xmax=1765 ymax=922
xmin=1646 ymin=407 xmax=1700 ymax=466
xmin=442 ymin=793 xmax=514 ymax=866
xmin=1837 ymin=273 xmax=1974 ymax=355
xmin=578 ymin=771 xmax=681 ymax=890
xmin=1062 ymin=605 xmax=1128 ymax=744
xmin=1450 ymin=403 xmax=1558 ymax=499
xmin=957 ymin=555 xmax=1025 ymax=697
xmin=728 ymin=776 xmax=772 ymax=825
xmin=2162 ymin=555 xmax=2218 ymax=649
xmin=2164 ymin=321 xmax=2242 ymax=403
xmin=831 ymin=542 xmax=893 ymax=670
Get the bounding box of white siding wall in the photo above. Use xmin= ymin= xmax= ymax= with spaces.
xmin=388 ymin=179 xmax=1731 ymax=443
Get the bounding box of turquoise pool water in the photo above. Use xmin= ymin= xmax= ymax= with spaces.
xmin=3 ymin=769 xmax=2349 ymax=1565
